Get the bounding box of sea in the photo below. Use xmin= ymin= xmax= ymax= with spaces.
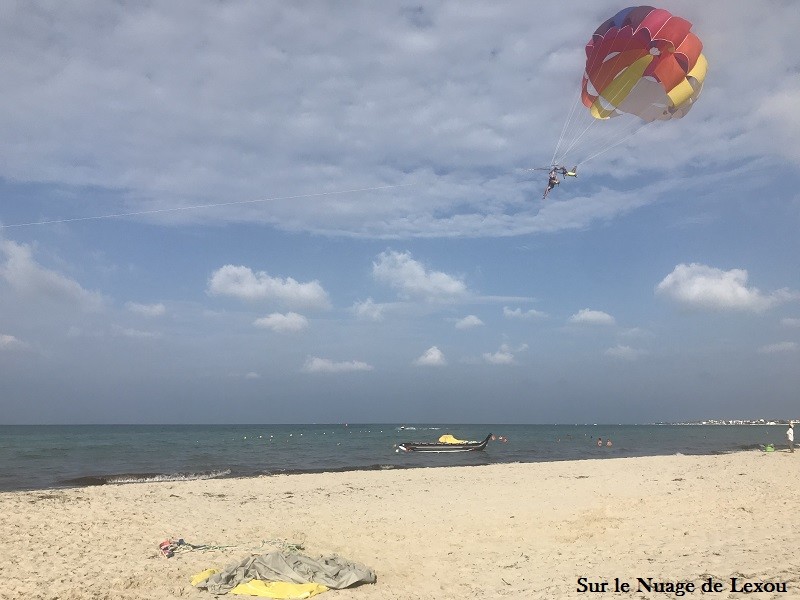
xmin=0 ymin=423 xmax=789 ymax=493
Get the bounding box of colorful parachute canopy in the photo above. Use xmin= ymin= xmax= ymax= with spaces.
xmin=581 ymin=6 xmax=707 ymax=122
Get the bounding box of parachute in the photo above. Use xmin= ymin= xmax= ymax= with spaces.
xmin=550 ymin=5 xmax=707 ymax=170
xmin=582 ymin=6 xmax=707 ymax=122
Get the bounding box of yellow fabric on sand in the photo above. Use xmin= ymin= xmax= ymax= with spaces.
xmin=438 ymin=434 xmax=466 ymax=444
xmin=230 ymin=580 xmax=329 ymax=598
xmin=191 ymin=569 xmax=219 ymax=586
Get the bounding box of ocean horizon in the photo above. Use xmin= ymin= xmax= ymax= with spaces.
xmin=0 ymin=423 xmax=791 ymax=493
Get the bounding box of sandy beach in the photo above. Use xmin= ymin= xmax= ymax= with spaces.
xmin=2 ymin=451 xmax=798 ymax=600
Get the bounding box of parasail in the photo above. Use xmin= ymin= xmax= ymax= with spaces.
xmin=581 ymin=5 xmax=707 ymax=122
xmin=548 ymin=5 xmax=708 ymax=171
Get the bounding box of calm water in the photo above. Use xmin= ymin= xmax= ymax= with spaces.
xmin=0 ymin=424 xmax=789 ymax=492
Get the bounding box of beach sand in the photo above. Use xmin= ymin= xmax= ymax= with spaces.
xmin=2 ymin=451 xmax=798 ymax=599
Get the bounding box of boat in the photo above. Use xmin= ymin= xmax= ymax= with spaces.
xmin=396 ymin=433 xmax=492 ymax=453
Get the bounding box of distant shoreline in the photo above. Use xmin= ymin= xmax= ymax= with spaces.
xmin=2 ymin=420 xmax=796 ymax=426
xmin=660 ymin=420 xmax=795 ymax=426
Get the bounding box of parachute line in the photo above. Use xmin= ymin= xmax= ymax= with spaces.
xmin=0 ymin=183 xmax=417 ymax=229
xmin=553 ymin=24 xmax=642 ymax=167
xmin=551 ymin=83 xmax=584 ymax=167
xmin=578 ymin=120 xmax=649 ymax=165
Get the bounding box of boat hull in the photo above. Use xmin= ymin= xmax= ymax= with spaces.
xmin=397 ymin=434 xmax=492 ymax=453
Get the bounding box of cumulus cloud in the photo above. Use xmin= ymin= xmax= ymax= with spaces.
xmin=0 ymin=4 xmax=796 ymax=240
xmin=754 ymin=80 xmax=800 ymax=165
xmin=483 ymin=343 xmax=526 ymax=365
xmin=0 ymin=333 xmax=28 ymax=351
xmin=414 ymin=346 xmax=446 ymax=366
xmin=618 ymin=327 xmax=653 ymax=339
xmin=504 ymin=306 xmax=547 ymax=320
xmin=455 ymin=315 xmax=483 ymax=329
xmin=125 ymin=301 xmax=166 ymax=317
xmin=483 ymin=348 xmax=514 ymax=365
xmin=372 ymin=250 xmax=466 ymax=301
xmin=656 ymin=263 xmax=796 ymax=312
xmin=303 ymin=357 xmax=374 ymax=373
xmin=757 ymin=342 xmax=798 ymax=354
xmin=253 ymin=312 xmax=309 ymax=333
xmin=113 ymin=326 xmax=162 ymax=340
xmin=605 ymin=345 xmax=647 ymax=360
xmin=0 ymin=240 xmax=104 ymax=311
xmin=352 ymin=297 xmax=385 ymax=321
xmin=569 ymin=309 xmax=615 ymax=326
xmin=207 ymin=265 xmax=330 ymax=310
xmin=781 ymin=317 xmax=800 ymax=328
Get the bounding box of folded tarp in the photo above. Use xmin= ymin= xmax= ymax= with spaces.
xmin=194 ymin=551 xmax=376 ymax=595
xmin=438 ymin=434 xmax=467 ymax=444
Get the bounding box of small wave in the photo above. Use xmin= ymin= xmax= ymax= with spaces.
xmin=62 ymin=469 xmax=231 ymax=487
xmin=108 ymin=470 xmax=232 ymax=484
xmin=61 ymin=475 xmax=108 ymax=487
xmin=260 ymin=463 xmax=404 ymax=477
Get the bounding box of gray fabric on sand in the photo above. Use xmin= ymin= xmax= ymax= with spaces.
xmin=197 ymin=551 xmax=376 ymax=594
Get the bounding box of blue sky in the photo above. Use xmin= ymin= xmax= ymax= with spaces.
xmin=1 ymin=2 xmax=798 ymax=424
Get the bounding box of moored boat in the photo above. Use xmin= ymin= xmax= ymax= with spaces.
xmin=396 ymin=433 xmax=492 ymax=453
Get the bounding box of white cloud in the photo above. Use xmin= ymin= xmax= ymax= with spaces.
xmin=372 ymin=250 xmax=466 ymax=301
xmin=483 ymin=343 xmax=526 ymax=365
xmin=504 ymin=306 xmax=547 ymax=320
xmin=781 ymin=317 xmax=800 ymax=328
xmin=125 ymin=301 xmax=166 ymax=317
xmin=569 ymin=308 xmax=615 ymax=326
xmin=244 ymin=372 xmax=262 ymax=379
xmin=656 ymin=263 xmax=796 ymax=312
xmin=0 ymin=4 xmax=796 ymax=241
xmin=605 ymin=345 xmax=646 ymax=360
xmin=0 ymin=240 xmax=104 ymax=311
xmin=352 ymin=297 xmax=385 ymax=321
xmin=754 ymin=80 xmax=800 ymax=166
xmin=207 ymin=265 xmax=330 ymax=310
xmin=253 ymin=312 xmax=309 ymax=333
xmin=0 ymin=333 xmax=28 ymax=351
xmin=114 ymin=326 xmax=162 ymax=340
xmin=483 ymin=349 xmax=515 ymax=365
xmin=455 ymin=315 xmax=483 ymax=329
xmin=414 ymin=346 xmax=446 ymax=366
xmin=757 ymin=342 xmax=798 ymax=354
xmin=618 ymin=327 xmax=653 ymax=339
xmin=303 ymin=357 xmax=374 ymax=373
